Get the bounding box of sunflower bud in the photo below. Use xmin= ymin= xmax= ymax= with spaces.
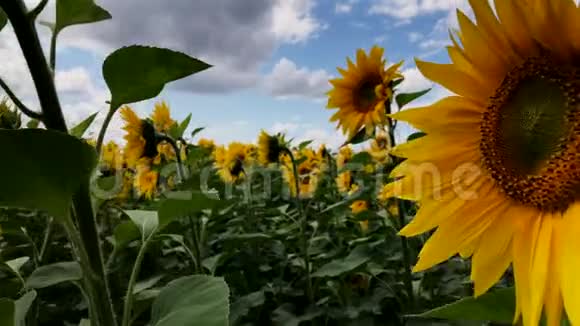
xmin=0 ymin=99 xmax=22 ymax=130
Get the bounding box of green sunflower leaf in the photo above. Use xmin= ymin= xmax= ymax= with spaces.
xmin=0 ymin=290 xmax=37 ymax=326
xmin=169 ymin=113 xmax=192 ymax=139
xmin=25 ymin=262 xmax=82 ymax=289
xmin=0 ymin=129 xmax=97 ymax=221
xmin=343 ymin=128 xmax=374 ymax=146
xmin=150 ymin=275 xmax=230 ymax=326
xmin=55 ymin=0 xmax=111 ymax=34
xmin=407 ymin=132 xmax=426 ymax=141
xmin=191 ymin=127 xmax=205 ymax=139
xmin=69 ymin=112 xmax=98 ymax=138
xmin=409 ymin=287 xmax=515 ymax=324
xmin=103 ymin=46 xmax=211 ymax=110
xmin=0 ymin=8 xmax=7 ymax=32
xmin=312 ymin=245 xmax=373 ymax=278
xmin=395 ymin=88 xmax=431 ymax=109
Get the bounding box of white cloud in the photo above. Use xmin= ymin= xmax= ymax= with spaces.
xmin=408 ymin=32 xmax=423 ymax=43
xmin=398 ymin=67 xmax=433 ymax=94
xmin=272 ymin=0 xmax=326 ymax=44
xmin=370 ymin=0 xmax=469 ymax=21
xmin=270 ymin=122 xmax=300 ymax=134
xmin=418 ymin=38 xmax=448 ymax=50
xmin=263 ymin=57 xmax=332 ymax=99
xmin=335 ymin=3 xmax=353 ymax=13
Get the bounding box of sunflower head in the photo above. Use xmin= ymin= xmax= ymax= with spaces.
xmin=198 ymin=138 xmax=216 ymax=151
xmin=258 ymin=130 xmax=284 ymax=165
xmin=133 ymin=159 xmax=158 ymax=200
xmin=337 ymin=145 xmax=353 ymax=169
xmin=368 ymin=131 xmax=392 ymax=164
xmin=215 ymin=142 xmax=249 ymax=184
xmin=0 ymin=98 xmax=21 ymax=130
xmin=387 ymin=0 xmax=580 ymax=324
xmin=151 ymin=101 xmax=176 ymax=133
xmin=327 ymin=45 xmax=403 ymax=139
xmin=350 ymin=200 xmax=368 ymax=215
xmin=281 ymin=150 xmax=322 ymax=198
xmin=101 ymin=141 xmax=123 ymax=171
xmin=153 ymin=142 xmax=176 ymax=165
xmin=121 ymin=106 xmax=158 ymax=167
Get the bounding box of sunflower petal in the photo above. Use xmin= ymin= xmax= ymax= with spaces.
xmin=560 ymin=203 xmax=580 ymax=325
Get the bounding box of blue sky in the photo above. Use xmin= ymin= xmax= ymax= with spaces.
xmin=1 ymin=0 xmax=474 ymax=148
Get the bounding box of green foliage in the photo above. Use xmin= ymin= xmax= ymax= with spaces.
xmin=69 ymin=112 xmax=98 ymax=138
xmin=343 ymin=127 xmax=373 ymax=146
xmin=25 ymin=262 xmax=82 ymax=289
xmin=0 ymin=291 xmax=37 ymax=326
xmin=103 ymin=46 xmax=212 ymax=110
xmin=55 ymin=0 xmax=111 ymax=34
xmin=411 ymin=287 xmax=516 ymax=323
xmin=0 ymin=129 xmax=96 ymax=220
xmin=395 ymin=88 xmax=431 ymax=109
xmin=169 ymin=113 xmax=192 ymax=139
xmin=407 ymin=132 xmax=426 ymax=141
xmin=0 ymin=8 xmax=6 ymax=31
xmin=311 ymin=245 xmax=373 ymax=278
xmin=150 ymin=275 xmax=230 ymax=326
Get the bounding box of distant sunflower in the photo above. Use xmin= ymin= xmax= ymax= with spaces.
xmin=134 ymin=159 xmax=158 ymax=200
xmin=383 ymin=1 xmax=580 ymax=325
xmin=151 ymin=101 xmax=176 ymax=133
xmin=215 ymin=142 xmax=249 ymax=184
xmin=336 ymin=171 xmax=356 ymax=194
xmin=198 ymin=138 xmax=215 ymax=151
xmin=350 ymin=200 xmax=368 ymax=215
xmin=258 ymin=130 xmax=283 ymax=165
xmin=368 ymin=131 xmax=391 ymax=164
xmin=337 ymin=145 xmax=353 ymax=169
xmin=101 ymin=141 xmax=123 ymax=171
xmin=121 ymin=106 xmax=157 ymax=167
xmin=281 ymin=149 xmax=321 ymax=198
xmin=327 ymin=46 xmax=403 ymax=139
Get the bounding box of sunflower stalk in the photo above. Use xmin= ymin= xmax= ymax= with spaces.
xmin=0 ymin=77 xmax=43 ymax=120
xmin=156 ymin=134 xmax=186 ymax=182
xmin=282 ymin=147 xmax=314 ymax=304
xmin=386 ymin=102 xmax=416 ymax=310
xmin=0 ymin=1 xmax=117 ymax=325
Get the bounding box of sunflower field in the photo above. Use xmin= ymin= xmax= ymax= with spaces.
xmin=0 ymin=0 xmax=578 ymax=326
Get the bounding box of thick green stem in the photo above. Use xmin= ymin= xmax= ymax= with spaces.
xmin=121 ymin=236 xmax=152 ymax=326
xmin=188 ymin=216 xmax=203 ymax=274
xmin=96 ymin=106 xmax=116 ymax=155
xmin=0 ymin=2 xmax=117 ymax=324
xmin=284 ymin=148 xmax=314 ymax=304
xmin=0 ymin=0 xmax=66 ymax=131
xmin=387 ymin=111 xmax=416 ymax=309
xmin=0 ymin=76 xmax=43 ymax=120
xmin=38 ymin=217 xmax=54 ymax=263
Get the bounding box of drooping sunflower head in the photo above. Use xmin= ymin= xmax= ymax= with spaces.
xmin=151 ymin=101 xmax=176 ymax=133
xmin=244 ymin=144 xmax=258 ymax=163
xmin=258 ymin=130 xmax=284 ymax=165
xmin=350 ymin=200 xmax=368 ymax=215
xmin=336 ymin=171 xmax=358 ymax=195
xmin=386 ymin=1 xmax=580 ymax=325
xmin=327 ymin=45 xmax=403 ymax=139
xmin=215 ymin=142 xmax=249 ymax=184
xmin=121 ymin=106 xmax=158 ymax=167
xmin=280 ymin=150 xmax=322 ymax=198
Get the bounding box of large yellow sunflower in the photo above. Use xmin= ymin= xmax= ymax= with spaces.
xmin=327 ymin=46 xmax=403 ymax=139
xmin=151 ymin=101 xmax=176 ymax=133
xmin=382 ymin=1 xmax=579 ymax=325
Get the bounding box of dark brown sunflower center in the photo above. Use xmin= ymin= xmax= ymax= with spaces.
xmin=231 ymin=159 xmax=244 ymax=176
xmin=354 ymin=75 xmax=382 ymax=112
xmin=480 ymin=56 xmax=580 ymax=212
